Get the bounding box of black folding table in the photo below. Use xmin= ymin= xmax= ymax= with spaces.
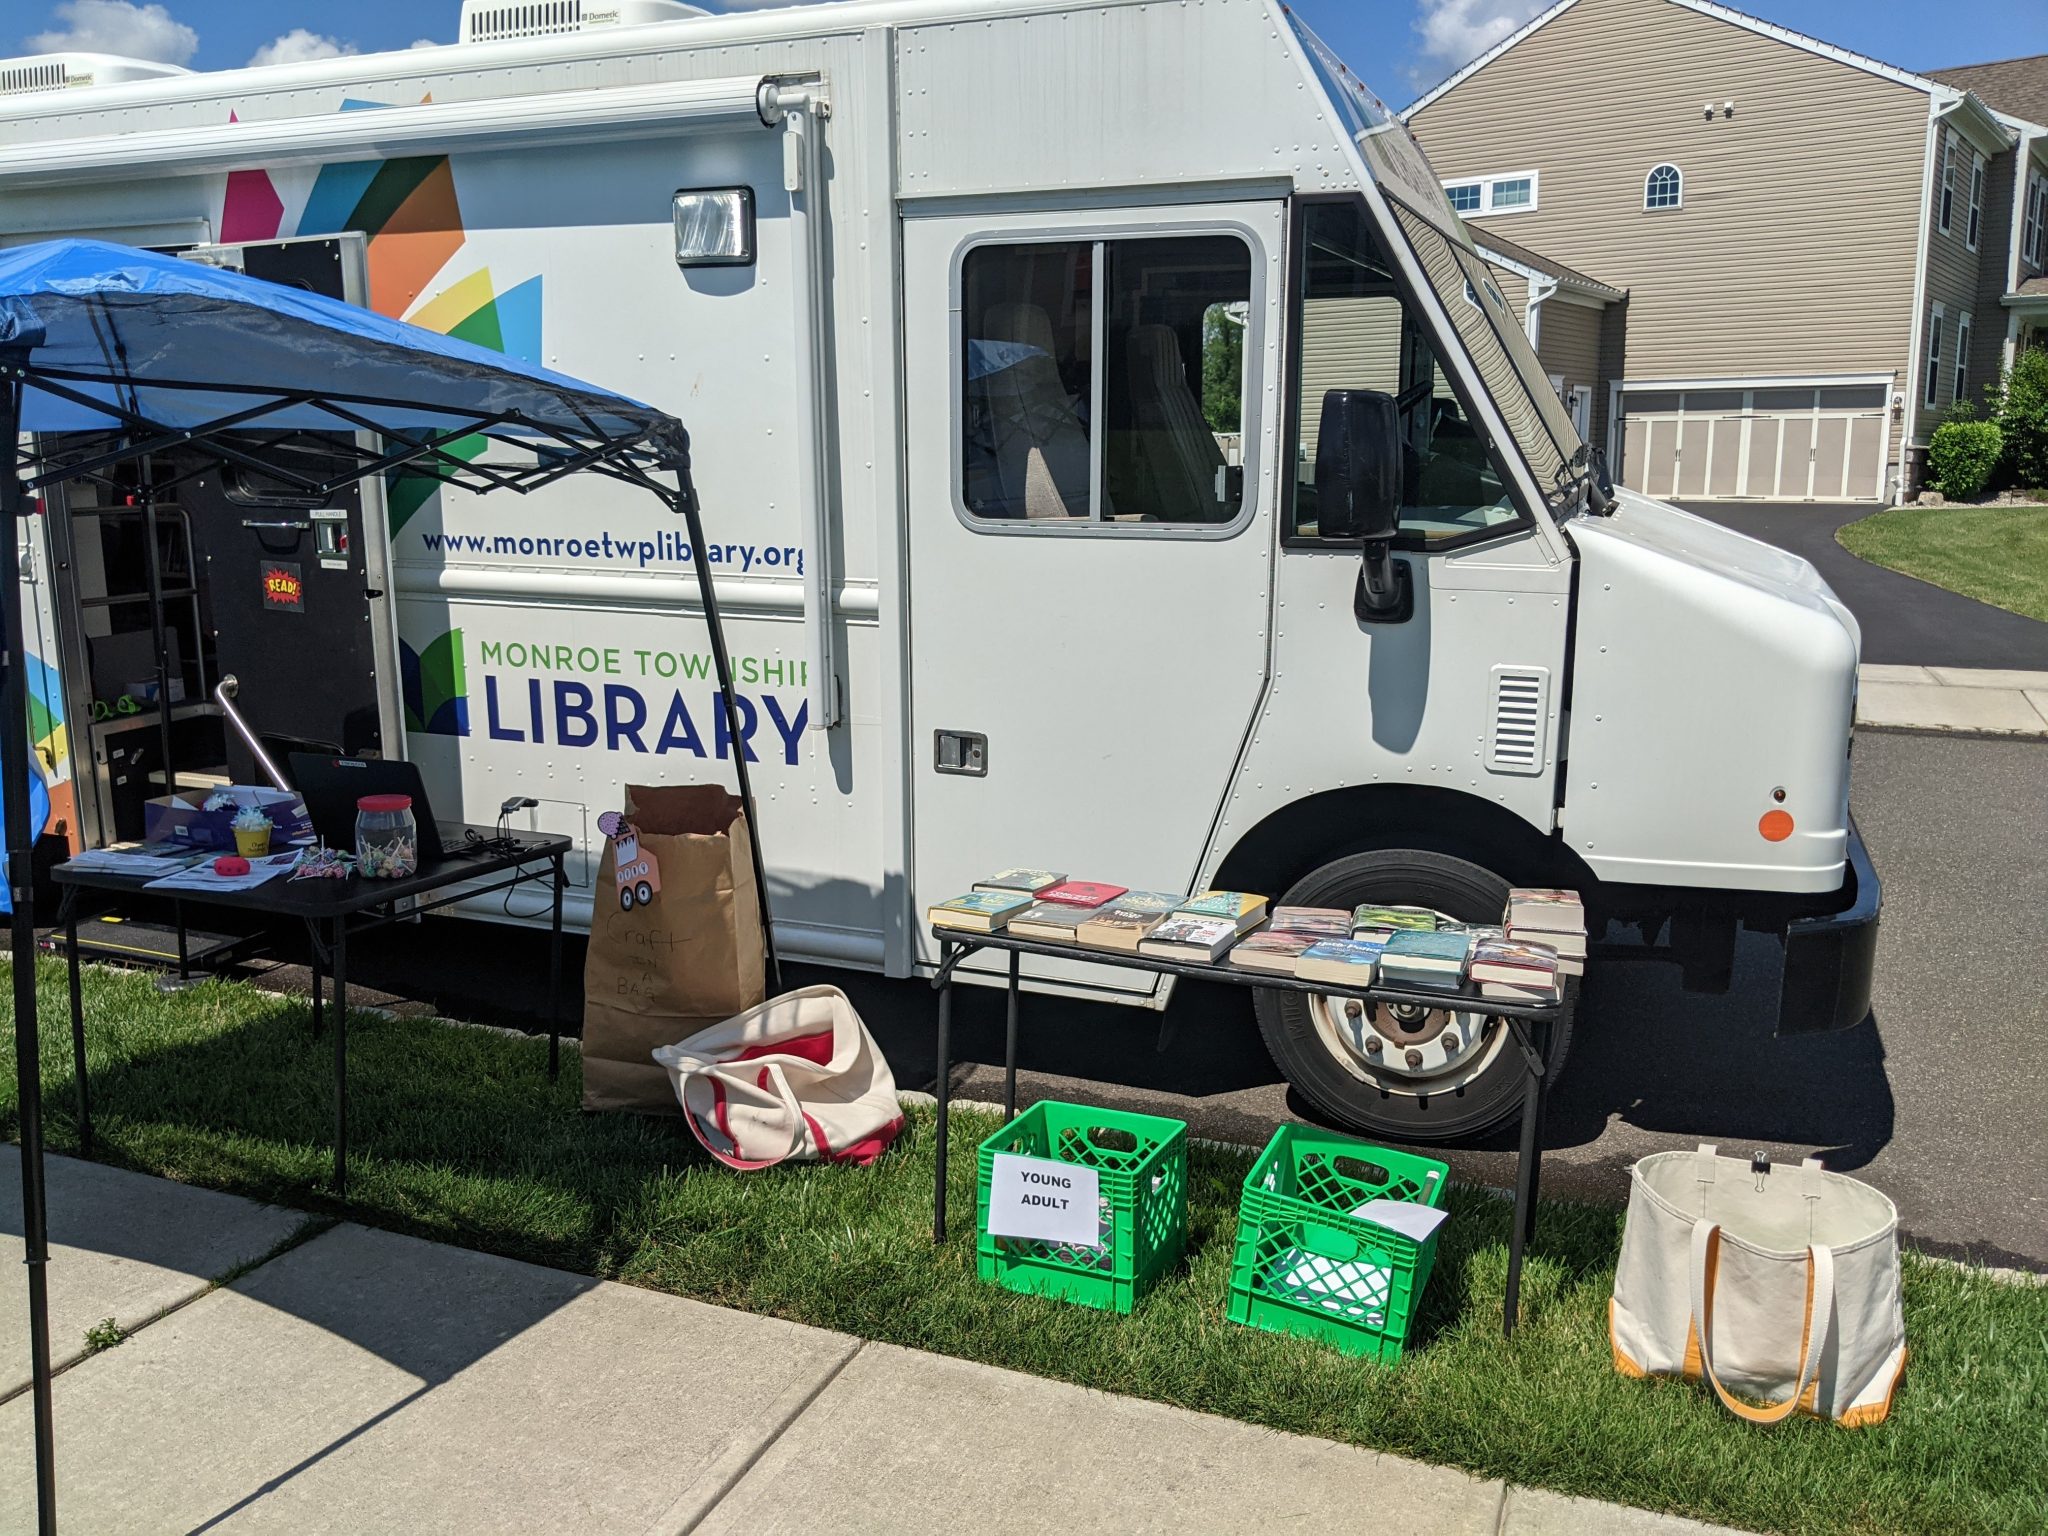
xmin=51 ymin=827 xmax=572 ymax=1194
xmin=927 ymin=928 xmax=1576 ymax=1335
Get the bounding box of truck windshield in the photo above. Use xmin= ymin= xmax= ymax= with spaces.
xmin=1284 ymin=14 xmax=1587 ymax=501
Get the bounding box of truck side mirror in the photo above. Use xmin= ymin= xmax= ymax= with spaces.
xmin=1314 ymin=389 xmax=1413 ymax=624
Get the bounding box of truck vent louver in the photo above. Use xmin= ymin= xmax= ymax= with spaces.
xmin=0 ymin=60 xmax=69 ymax=96
xmin=1485 ymin=665 xmax=1550 ymax=775
xmin=465 ymin=1 xmax=586 ymax=42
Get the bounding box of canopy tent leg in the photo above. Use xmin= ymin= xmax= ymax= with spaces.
xmin=673 ymin=483 xmax=781 ymax=993
xmin=2 ymin=372 xmax=60 ymax=1534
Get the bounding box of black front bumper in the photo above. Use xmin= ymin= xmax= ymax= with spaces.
xmin=1776 ymin=814 xmax=1881 ymax=1035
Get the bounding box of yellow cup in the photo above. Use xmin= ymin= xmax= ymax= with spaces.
xmin=234 ymin=823 xmax=272 ymax=857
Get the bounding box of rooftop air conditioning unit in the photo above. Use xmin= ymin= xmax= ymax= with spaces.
xmin=0 ymin=52 xmax=192 ymax=98
xmin=457 ymin=0 xmax=712 ymax=45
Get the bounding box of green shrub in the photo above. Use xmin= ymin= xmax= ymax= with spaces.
xmin=1990 ymin=347 xmax=2048 ymax=490
xmin=1927 ymin=418 xmax=2004 ymax=500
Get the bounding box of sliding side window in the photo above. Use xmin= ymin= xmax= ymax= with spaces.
xmin=960 ymin=234 xmax=1252 ymax=527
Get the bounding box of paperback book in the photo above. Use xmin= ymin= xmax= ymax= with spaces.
xmin=929 ymin=890 xmax=1034 ymax=932
xmin=1076 ymin=906 xmax=1171 ymax=952
xmin=1504 ymin=887 xmax=1585 ymax=933
xmin=1379 ymin=929 xmax=1473 ymax=991
xmin=1175 ymin=890 xmax=1269 ymax=933
xmin=1350 ymin=904 xmax=1440 ymax=939
xmin=1266 ymin=905 xmax=1353 ymax=940
xmin=1139 ymin=914 xmax=1243 ymax=963
xmin=1008 ymin=901 xmax=1097 ymax=941
xmin=1227 ymin=930 xmax=1317 ymax=975
xmin=1104 ymin=890 xmax=1184 ymax=915
xmin=973 ymin=868 xmax=1064 ymax=895
xmin=1295 ymin=938 xmax=1386 ymax=987
xmin=1470 ymin=937 xmax=1559 ymax=997
xmin=1034 ymin=880 xmax=1128 ymax=907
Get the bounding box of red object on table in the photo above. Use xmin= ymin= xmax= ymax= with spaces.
xmin=212 ymin=855 xmax=250 ymax=876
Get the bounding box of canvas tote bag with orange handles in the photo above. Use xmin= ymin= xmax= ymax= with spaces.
xmin=1611 ymin=1145 xmax=1906 ymax=1427
xmin=651 ymin=985 xmax=906 ymax=1168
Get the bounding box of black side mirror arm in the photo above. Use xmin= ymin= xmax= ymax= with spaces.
xmin=1354 ymin=539 xmax=1414 ymax=624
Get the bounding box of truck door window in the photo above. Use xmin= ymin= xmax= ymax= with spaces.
xmin=960 ymin=234 xmax=1252 ymax=527
xmin=1286 ymin=199 xmax=1522 ymax=547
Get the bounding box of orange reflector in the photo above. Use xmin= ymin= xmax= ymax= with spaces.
xmin=1759 ymin=809 xmax=1794 ymax=842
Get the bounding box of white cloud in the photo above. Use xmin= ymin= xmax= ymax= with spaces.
xmin=246 ymin=28 xmax=358 ymax=67
xmin=1413 ymin=0 xmax=1548 ymax=69
xmin=409 ymin=38 xmax=441 ymax=49
xmin=28 ymin=0 xmax=197 ymax=65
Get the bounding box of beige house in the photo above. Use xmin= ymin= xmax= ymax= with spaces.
xmin=1405 ymin=0 xmax=2048 ymax=503
xmin=1475 ymin=233 xmax=1629 ymax=453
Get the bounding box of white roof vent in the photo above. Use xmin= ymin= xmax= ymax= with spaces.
xmin=0 ymin=52 xmax=192 ymax=97
xmin=458 ymin=0 xmax=711 ymax=45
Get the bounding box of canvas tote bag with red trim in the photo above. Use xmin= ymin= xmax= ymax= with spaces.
xmin=1610 ymin=1145 xmax=1906 ymax=1426
xmin=651 ymin=985 xmax=905 ymax=1168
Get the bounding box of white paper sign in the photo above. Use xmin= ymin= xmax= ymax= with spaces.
xmin=987 ymin=1153 xmax=1102 ymax=1247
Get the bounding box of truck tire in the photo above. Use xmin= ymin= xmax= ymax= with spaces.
xmin=1252 ymin=848 xmax=1575 ymax=1144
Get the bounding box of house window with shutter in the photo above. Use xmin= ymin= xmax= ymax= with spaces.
xmin=1925 ymin=304 xmax=1944 ymax=408
xmin=1955 ymin=313 xmax=1972 ymax=407
xmin=1938 ymin=133 xmax=1954 ymax=235
xmin=1967 ymin=155 xmax=1985 ymax=251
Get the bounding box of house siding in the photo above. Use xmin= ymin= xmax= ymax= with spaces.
xmin=1410 ymin=0 xmax=1929 ymax=393
xmin=1537 ymin=299 xmax=1604 ymax=397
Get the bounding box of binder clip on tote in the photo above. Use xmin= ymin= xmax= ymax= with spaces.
xmin=1610 ymin=1145 xmax=1906 ymax=1427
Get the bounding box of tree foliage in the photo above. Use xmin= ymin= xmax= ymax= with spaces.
xmin=1988 ymin=346 xmax=2048 ymax=491
xmin=1200 ymin=304 xmax=1244 ymax=434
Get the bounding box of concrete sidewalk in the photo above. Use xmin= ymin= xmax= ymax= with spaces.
xmin=1858 ymin=664 xmax=2048 ymax=736
xmin=1 ymin=1152 xmax=1749 ymax=1535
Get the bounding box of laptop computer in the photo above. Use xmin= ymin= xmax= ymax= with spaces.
xmin=287 ymin=754 xmax=454 ymax=861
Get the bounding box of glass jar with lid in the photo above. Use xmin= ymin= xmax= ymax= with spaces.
xmin=355 ymin=793 xmax=418 ymax=879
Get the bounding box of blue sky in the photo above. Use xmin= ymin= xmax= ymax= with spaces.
xmin=11 ymin=0 xmax=2048 ymax=102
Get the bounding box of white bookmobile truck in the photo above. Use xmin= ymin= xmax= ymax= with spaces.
xmin=0 ymin=0 xmax=1877 ymax=1141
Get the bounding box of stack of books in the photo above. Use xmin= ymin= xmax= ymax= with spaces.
xmin=1469 ymin=936 xmax=1561 ymax=1003
xmin=1139 ymin=890 xmax=1267 ymax=962
xmin=1005 ymin=878 xmax=1130 ymax=940
xmin=1226 ymin=905 xmax=1351 ymax=975
xmin=1504 ymin=888 xmax=1585 ymax=978
xmin=1076 ymin=890 xmax=1183 ymax=951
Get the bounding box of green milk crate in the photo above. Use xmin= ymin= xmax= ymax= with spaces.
xmin=975 ymin=1101 xmax=1188 ymax=1314
xmin=1225 ymin=1127 xmax=1450 ymax=1361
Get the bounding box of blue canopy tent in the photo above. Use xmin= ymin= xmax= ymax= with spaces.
xmin=2 ymin=239 xmax=777 ymax=1531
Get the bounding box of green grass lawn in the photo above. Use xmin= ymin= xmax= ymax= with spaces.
xmin=5 ymin=961 xmax=2046 ymax=1535
xmin=1837 ymin=503 xmax=2048 ymax=623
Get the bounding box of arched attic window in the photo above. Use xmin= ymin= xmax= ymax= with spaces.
xmin=1645 ymin=164 xmax=1683 ymax=210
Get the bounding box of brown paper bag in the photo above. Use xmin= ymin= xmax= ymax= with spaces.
xmin=581 ymin=784 xmax=767 ymax=1112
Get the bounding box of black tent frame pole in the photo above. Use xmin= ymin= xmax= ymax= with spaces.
xmin=136 ymin=475 xmax=178 ymax=801
xmin=2 ymin=371 xmax=60 ymax=1534
xmin=671 ymin=482 xmax=780 ymax=993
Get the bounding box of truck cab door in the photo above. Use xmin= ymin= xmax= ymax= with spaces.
xmin=902 ymin=201 xmax=1284 ymax=991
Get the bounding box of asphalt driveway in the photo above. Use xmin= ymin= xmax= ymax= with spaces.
xmin=1680 ymin=500 xmax=2048 ymax=669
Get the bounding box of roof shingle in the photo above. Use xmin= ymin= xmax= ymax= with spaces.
xmin=1929 ymin=55 xmax=2048 ymax=130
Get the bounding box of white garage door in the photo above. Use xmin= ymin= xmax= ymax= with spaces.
xmin=1618 ymin=384 xmax=1891 ymax=502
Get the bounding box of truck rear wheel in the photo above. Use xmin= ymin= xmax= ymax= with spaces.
xmin=1252 ymin=848 xmax=1574 ymax=1144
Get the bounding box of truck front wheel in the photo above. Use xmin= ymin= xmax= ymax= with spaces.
xmin=1252 ymin=848 xmax=1575 ymax=1144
